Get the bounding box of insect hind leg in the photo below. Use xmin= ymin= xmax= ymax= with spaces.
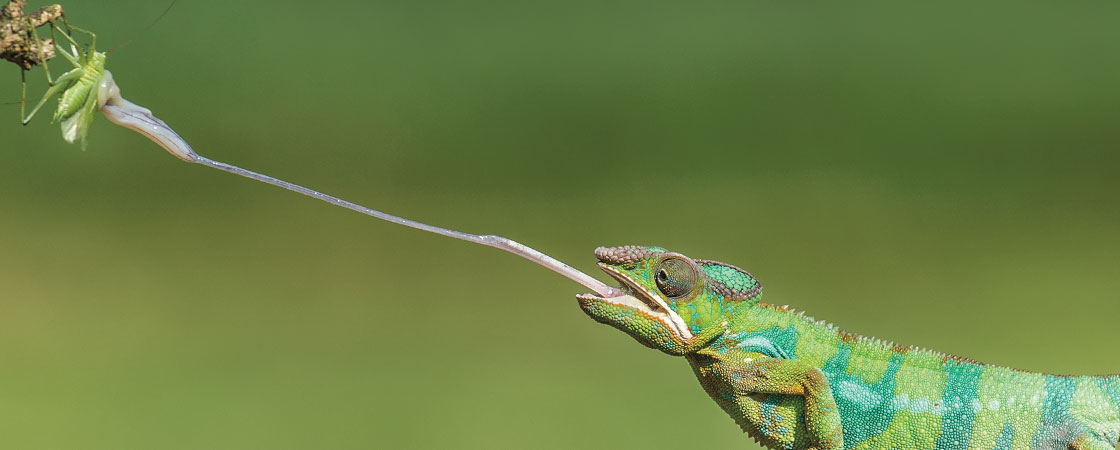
xmin=21 ymin=67 xmax=83 ymax=125
xmin=24 ymin=17 xmax=62 ymax=84
xmin=19 ymin=16 xmax=75 ymax=116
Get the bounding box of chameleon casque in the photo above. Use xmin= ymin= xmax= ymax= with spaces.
xmin=577 ymin=245 xmax=1120 ymax=450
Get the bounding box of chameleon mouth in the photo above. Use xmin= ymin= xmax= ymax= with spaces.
xmin=576 ymin=264 xmax=694 ymax=340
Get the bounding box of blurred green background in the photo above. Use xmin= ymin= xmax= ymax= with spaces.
xmin=2 ymin=1 xmax=1119 ymax=448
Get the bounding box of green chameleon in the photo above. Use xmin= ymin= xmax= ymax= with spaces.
xmin=7 ymin=15 xmax=1118 ymax=450
xmin=578 ymin=245 xmax=1120 ymax=450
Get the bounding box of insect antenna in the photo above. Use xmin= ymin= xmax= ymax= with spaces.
xmin=106 ymin=0 xmax=178 ymax=54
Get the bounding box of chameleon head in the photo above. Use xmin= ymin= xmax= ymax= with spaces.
xmin=577 ymin=246 xmax=763 ymax=354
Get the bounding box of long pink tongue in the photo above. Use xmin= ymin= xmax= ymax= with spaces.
xmin=99 ymin=73 xmax=624 ymax=298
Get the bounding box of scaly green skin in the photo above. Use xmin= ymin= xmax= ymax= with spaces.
xmin=578 ymin=246 xmax=1120 ymax=450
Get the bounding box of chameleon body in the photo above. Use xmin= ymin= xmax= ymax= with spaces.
xmin=577 ymin=246 xmax=1120 ymax=450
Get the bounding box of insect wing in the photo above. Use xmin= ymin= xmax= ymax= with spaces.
xmin=60 ymin=84 xmax=100 ymax=147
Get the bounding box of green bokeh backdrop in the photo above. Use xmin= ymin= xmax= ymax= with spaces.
xmin=2 ymin=1 xmax=1119 ymax=448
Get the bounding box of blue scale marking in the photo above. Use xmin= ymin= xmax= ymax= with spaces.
xmin=759 ymin=395 xmax=794 ymax=450
xmin=820 ymin=343 xmax=904 ymax=448
xmin=1030 ymin=375 xmax=1078 ymax=449
xmin=992 ymin=422 xmax=1015 ymax=450
xmin=734 ymin=326 xmax=798 ymax=360
xmin=934 ymin=360 xmax=983 ymax=450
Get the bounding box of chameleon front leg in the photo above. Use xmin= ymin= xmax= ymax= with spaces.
xmin=731 ymin=357 xmax=844 ymax=450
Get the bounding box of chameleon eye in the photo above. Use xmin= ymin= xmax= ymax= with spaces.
xmin=654 ymin=257 xmax=698 ymax=298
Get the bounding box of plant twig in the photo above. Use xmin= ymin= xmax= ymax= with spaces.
xmin=1 ymin=0 xmax=63 ymax=70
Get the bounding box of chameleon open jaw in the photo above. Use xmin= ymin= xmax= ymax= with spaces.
xmin=578 ymin=264 xmax=694 ymax=340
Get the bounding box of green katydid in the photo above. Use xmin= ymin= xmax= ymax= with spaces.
xmin=19 ymin=19 xmax=103 ymax=149
xmin=14 ymin=16 xmax=625 ymax=300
